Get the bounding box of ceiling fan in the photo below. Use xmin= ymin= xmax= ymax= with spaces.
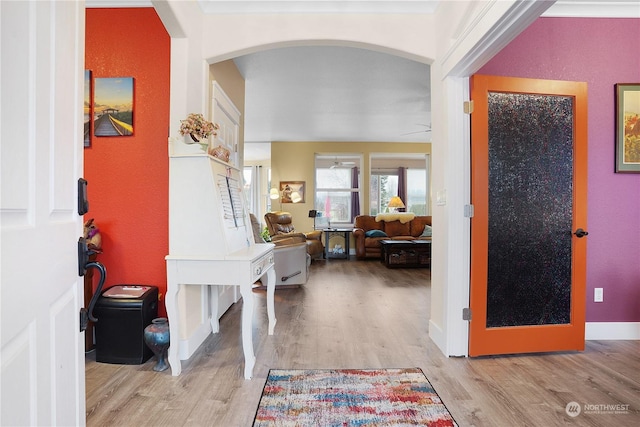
xmin=402 ymin=124 xmax=432 ymax=136
xmin=330 ymin=160 xmax=356 ymax=169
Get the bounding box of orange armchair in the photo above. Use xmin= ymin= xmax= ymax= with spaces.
xmin=264 ymin=211 xmax=324 ymax=259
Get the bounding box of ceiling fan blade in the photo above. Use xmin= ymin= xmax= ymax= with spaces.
xmin=401 ymin=130 xmax=431 ymax=135
xmin=402 ymin=123 xmax=432 ymax=135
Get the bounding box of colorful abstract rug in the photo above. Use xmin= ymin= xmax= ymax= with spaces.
xmin=253 ymin=368 xmax=457 ymax=426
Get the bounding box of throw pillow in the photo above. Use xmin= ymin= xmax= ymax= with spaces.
xmin=420 ymin=225 xmax=432 ymax=237
xmin=365 ymin=229 xmax=388 ymax=238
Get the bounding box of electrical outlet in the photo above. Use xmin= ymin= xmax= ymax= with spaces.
xmin=594 ymin=288 xmax=603 ymax=303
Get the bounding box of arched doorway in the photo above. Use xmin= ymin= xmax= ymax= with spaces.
xmin=157 ymin=1 xmax=549 ymax=358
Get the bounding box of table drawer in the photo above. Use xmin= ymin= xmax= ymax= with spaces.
xmin=251 ymin=250 xmax=274 ymax=282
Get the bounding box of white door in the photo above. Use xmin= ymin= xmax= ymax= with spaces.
xmin=1 ymin=1 xmax=86 ymax=425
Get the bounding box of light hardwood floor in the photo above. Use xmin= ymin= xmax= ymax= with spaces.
xmin=86 ymin=259 xmax=639 ymax=426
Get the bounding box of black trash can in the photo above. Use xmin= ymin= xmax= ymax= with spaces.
xmin=94 ymin=285 xmax=158 ymax=364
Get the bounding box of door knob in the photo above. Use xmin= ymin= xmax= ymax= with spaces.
xmin=574 ymin=228 xmax=589 ymax=238
xmin=78 ymin=237 xmax=107 ymax=331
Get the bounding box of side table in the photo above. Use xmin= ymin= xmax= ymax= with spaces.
xmin=323 ymin=228 xmax=353 ymax=259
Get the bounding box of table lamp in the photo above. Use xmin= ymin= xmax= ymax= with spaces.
xmin=388 ymin=196 xmax=405 ymax=212
xmin=308 ymin=209 xmax=318 ymax=229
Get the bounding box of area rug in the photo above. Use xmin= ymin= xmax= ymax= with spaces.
xmin=253 ymin=368 xmax=457 ymax=426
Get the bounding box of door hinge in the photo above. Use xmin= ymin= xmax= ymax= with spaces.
xmin=463 ymin=100 xmax=474 ymax=114
xmin=463 ymin=307 xmax=472 ymax=321
xmin=464 ymin=204 xmax=474 ymax=218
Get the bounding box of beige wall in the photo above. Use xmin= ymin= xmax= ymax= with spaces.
xmin=210 ymin=60 xmax=246 ymax=164
xmin=271 ymin=141 xmax=431 ymax=233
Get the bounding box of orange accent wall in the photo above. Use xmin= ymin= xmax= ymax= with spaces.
xmin=85 ymin=8 xmax=170 ymax=316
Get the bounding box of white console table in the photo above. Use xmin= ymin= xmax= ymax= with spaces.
xmin=165 ymin=244 xmax=276 ymax=379
xmin=166 ymin=124 xmax=276 ymax=379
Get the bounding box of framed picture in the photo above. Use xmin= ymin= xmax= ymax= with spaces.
xmin=615 ymin=83 xmax=640 ymax=173
xmin=280 ymin=181 xmax=305 ymax=203
xmin=94 ymin=77 xmax=134 ymax=137
xmin=84 ymin=70 xmax=92 ymax=147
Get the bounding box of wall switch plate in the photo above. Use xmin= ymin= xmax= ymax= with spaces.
xmin=594 ymin=287 xmax=603 ymax=302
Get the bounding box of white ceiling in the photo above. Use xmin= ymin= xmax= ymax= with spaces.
xmin=234 ymin=46 xmax=432 ymax=145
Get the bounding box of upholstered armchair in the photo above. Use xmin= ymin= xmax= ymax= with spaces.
xmin=250 ymin=214 xmax=310 ymax=286
xmin=264 ymin=211 xmax=324 ymax=259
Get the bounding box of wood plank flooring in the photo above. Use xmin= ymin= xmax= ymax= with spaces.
xmin=85 ymin=258 xmax=640 ymax=426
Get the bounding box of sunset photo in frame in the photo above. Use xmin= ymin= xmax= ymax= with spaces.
xmin=280 ymin=181 xmax=305 ymax=203
xmin=84 ymin=70 xmax=92 ymax=147
xmin=615 ymin=83 xmax=640 ymax=173
xmin=94 ymin=77 xmax=134 ymax=137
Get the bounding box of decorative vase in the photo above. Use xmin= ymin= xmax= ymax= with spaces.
xmin=144 ymin=317 xmax=170 ymax=372
xmin=189 ymin=133 xmax=200 ymax=143
xmin=210 ymin=145 xmax=231 ymax=162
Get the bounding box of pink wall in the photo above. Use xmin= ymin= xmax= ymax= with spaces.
xmin=479 ymin=18 xmax=640 ymax=322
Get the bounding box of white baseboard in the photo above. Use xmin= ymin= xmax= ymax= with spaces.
xmin=178 ymin=321 xmax=212 ymax=360
xmin=428 ymin=319 xmax=446 ymax=354
xmin=585 ymin=322 xmax=640 ymax=340
xmin=427 ymin=321 xmax=638 ymax=358
xmin=178 ymin=289 xmax=238 ymax=360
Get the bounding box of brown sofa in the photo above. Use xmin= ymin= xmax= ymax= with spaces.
xmin=353 ymin=214 xmax=432 ymax=260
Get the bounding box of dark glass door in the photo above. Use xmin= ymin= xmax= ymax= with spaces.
xmin=469 ymin=75 xmax=588 ymax=356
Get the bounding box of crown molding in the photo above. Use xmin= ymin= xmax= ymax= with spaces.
xmin=542 ymin=0 xmax=640 ymax=18
xmin=85 ymin=0 xmax=152 ymax=7
xmin=84 ymin=0 xmax=439 ymax=14
xmin=85 ymin=0 xmax=640 ymax=18
xmin=195 ymin=1 xmax=440 ymax=15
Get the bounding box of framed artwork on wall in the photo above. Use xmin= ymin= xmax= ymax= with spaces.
xmin=615 ymin=83 xmax=640 ymax=173
xmin=84 ymin=70 xmax=92 ymax=147
xmin=280 ymin=181 xmax=305 ymax=203
xmin=94 ymin=77 xmax=134 ymax=137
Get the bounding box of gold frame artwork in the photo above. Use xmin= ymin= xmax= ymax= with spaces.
xmin=615 ymin=83 xmax=640 ymax=173
xmin=280 ymin=181 xmax=305 ymax=203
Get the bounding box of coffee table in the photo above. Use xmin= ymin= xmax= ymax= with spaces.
xmin=379 ymin=240 xmax=431 ymax=268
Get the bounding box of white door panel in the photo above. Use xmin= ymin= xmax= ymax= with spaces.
xmin=1 ymin=0 xmax=86 ymax=425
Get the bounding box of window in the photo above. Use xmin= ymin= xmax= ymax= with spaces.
xmin=243 ymin=167 xmax=253 ymax=213
xmin=370 ymin=154 xmax=429 ymax=215
xmin=314 ymin=155 xmax=362 ymax=226
xmin=370 ymin=173 xmax=397 ymax=215
xmin=243 ymin=165 xmax=272 ymax=216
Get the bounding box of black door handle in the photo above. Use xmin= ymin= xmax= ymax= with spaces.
xmin=574 ymin=228 xmax=589 ymax=238
xmin=78 ymin=237 xmax=107 ymax=331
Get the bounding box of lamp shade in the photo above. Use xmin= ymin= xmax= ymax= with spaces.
xmin=269 ymin=188 xmax=279 ymax=200
xmin=388 ymin=196 xmax=405 ymax=209
xmin=291 ymin=191 xmax=302 ymax=203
